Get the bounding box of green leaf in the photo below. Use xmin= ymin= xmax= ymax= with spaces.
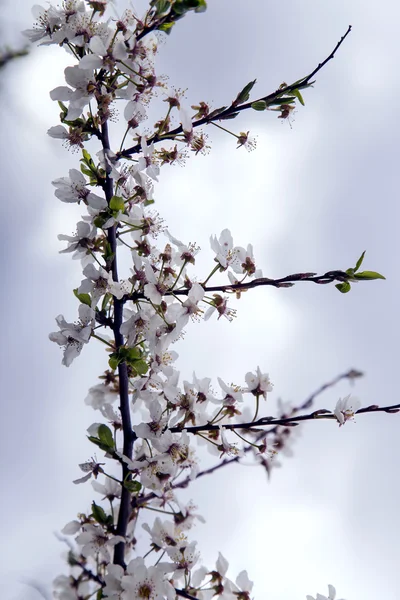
xmin=91 ymin=502 xmax=113 ymax=528
xmin=345 ymin=268 xmax=355 ymax=278
xmin=291 ymin=88 xmax=305 ymax=106
xmin=267 ymin=96 xmax=296 ymax=106
xmin=109 ymin=347 xmax=129 ymax=369
xmin=158 ymin=21 xmax=175 ymax=33
xmin=154 ymin=0 xmax=170 ymax=15
xmin=82 ymin=148 xmax=92 ymax=163
xmin=132 ymin=360 xmax=149 ymax=376
xmin=102 ymin=241 xmax=114 ymax=261
xmin=91 ymin=501 xmax=108 ymax=524
xmin=194 ymin=0 xmax=207 ymax=12
xmin=292 ymin=78 xmax=315 ymax=90
xmin=88 ymin=436 xmax=114 ymax=453
xmin=233 ymin=79 xmax=257 ymax=107
xmin=109 ymin=196 xmax=125 ymax=212
xmin=60 ymin=114 xmax=84 ymax=126
xmin=73 ymin=288 xmax=92 ymax=307
xmin=353 ymin=271 xmax=386 ymax=281
xmin=94 ymin=214 xmax=109 ymax=228
xmin=251 ymin=100 xmax=267 ymax=111
xmin=218 ymin=111 xmax=239 ymax=121
xmin=80 ymin=150 xmax=97 ymax=179
xmin=126 ymin=347 xmax=141 ymax=361
xmin=123 ymin=480 xmax=142 ymax=493
xmin=291 ymin=77 xmax=308 ymax=87
xmin=80 ymin=165 xmax=93 ymax=178
xmin=173 ymin=0 xmax=207 ymax=12
xmin=108 ymin=356 xmax=120 ymax=370
xmin=354 ymin=250 xmax=366 ymax=272
xmin=98 ymin=425 xmax=114 ymax=449
xmin=208 ymin=106 xmax=227 ymax=119
xmin=335 ymin=281 xmax=351 ymax=293
xmin=58 ymin=101 xmax=68 ymax=114
xmin=171 ymin=1 xmax=186 ymax=15
xmin=101 ymin=293 xmax=112 ymax=311
xmin=109 ymin=346 xmax=148 ymax=374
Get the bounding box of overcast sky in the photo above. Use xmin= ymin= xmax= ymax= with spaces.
xmin=1 ymin=1 xmax=400 ymax=599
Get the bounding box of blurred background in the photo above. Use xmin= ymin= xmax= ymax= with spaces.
xmin=1 ymin=0 xmax=399 ymax=598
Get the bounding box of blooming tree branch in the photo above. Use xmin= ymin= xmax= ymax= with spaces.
xmin=119 ymin=25 xmax=353 ymax=159
xmin=23 ymin=1 xmax=390 ymax=599
xmin=170 ymin=400 xmax=400 ymax=434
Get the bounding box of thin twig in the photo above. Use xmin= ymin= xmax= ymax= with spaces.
xmin=170 ymin=401 xmax=399 ymax=435
xmin=134 ymin=369 xmax=365 ymax=504
xmin=119 ymin=26 xmax=352 ymax=159
xmin=124 ymin=270 xmax=351 ymax=303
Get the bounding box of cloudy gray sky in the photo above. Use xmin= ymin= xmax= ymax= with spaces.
xmin=1 ymin=0 xmax=400 ymax=599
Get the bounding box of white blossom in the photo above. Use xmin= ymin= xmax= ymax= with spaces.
xmin=245 ymin=366 xmax=273 ymax=399
xmin=334 ymin=394 xmax=361 ymax=426
xmin=50 ymin=66 xmax=96 ymax=120
xmin=57 ymin=220 xmax=97 ymax=263
xmin=121 ymin=558 xmax=176 ymax=600
xmin=49 ymin=304 xmax=95 ymax=366
xmin=137 ymin=136 xmax=160 ymax=181
xmin=164 ymin=540 xmax=200 ymax=579
xmin=76 ymin=524 xmax=124 ymax=561
xmin=142 ymin=517 xmax=182 ymax=550
xmin=52 ymin=169 xmax=107 ymax=209
xmin=210 ymin=229 xmax=235 ymax=269
xmin=85 ymin=383 xmax=118 ymax=410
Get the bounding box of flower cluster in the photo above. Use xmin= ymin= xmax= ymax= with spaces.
xmin=25 ymin=1 xmax=356 ymax=599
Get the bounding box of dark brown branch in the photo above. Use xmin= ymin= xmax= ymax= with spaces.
xmin=98 ymin=20 xmax=353 ymax=566
xmin=124 ymin=270 xmax=351 ymax=303
xmin=166 ymin=398 xmax=399 ymax=491
xmin=172 ymin=401 xmax=399 ymax=435
xmin=74 ymin=561 xmax=103 ymax=586
xmin=295 ymin=369 xmax=363 ymax=412
xmin=304 ymin=25 xmax=352 ymax=82
xmin=100 ymin=120 xmax=136 ymax=569
xmin=118 ymin=26 xmax=351 ymax=159
xmin=54 ymin=535 xmax=104 ymax=586
xmin=199 ymin=269 xmax=348 ymax=291
xmin=135 ymin=369 xmax=362 ymax=505
xmin=357 ymin=403 xmax=400 ymax=415
xmin=176 ymin=590 xmax=199 ymax=600
xmin=136 ymin=5 xmax=196 ymax=42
